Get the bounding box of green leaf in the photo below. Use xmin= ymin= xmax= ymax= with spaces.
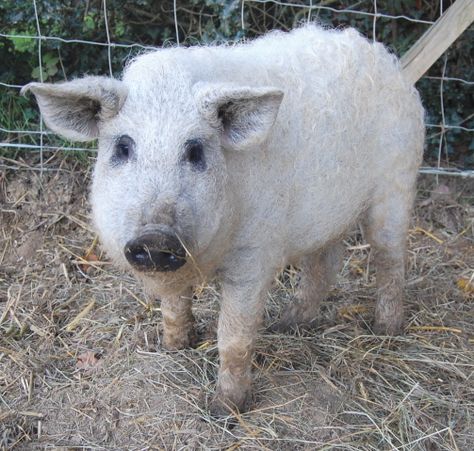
xmin=9 ymin=33 xmax=36 ymax=53
xmin=115 ymin=21 xmax=125 ymax=37
xmin=46 ymin=65 xmax=58 ymax=77
xmin=31 ymin=66 xmax=43 ymax=80
xmin=83 ymin=14 xmax=95 ymax=32
xmin=43 ymin=53 xmax=58 ymax=65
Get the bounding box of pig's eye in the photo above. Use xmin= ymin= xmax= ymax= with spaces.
xmin=113 ymin=135 xmax=134 ymax=164
xmin=184 ymin=139 xmax=206 ymax=171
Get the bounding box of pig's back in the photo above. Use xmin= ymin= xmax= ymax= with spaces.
xmin=172 ymin=24 xmax=423 ymax=181
xmin=128 ymin=25 xmax=424 ymax=253
xmin=178 ymin=26 xmax=424 ymax=249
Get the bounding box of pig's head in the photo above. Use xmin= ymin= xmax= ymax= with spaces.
xmin=22 ymin=60 xmax=283 ymax=288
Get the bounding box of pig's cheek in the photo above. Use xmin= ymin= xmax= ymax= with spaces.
xmin=91 ymin=192 xmax=120 ymax=253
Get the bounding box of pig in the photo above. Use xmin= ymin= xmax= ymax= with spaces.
xmin=22 ymin=24 xmax=424 ymax=415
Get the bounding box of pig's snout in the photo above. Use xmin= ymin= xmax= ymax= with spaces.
xmin=124 ymin=231 xmax=186 ymax=272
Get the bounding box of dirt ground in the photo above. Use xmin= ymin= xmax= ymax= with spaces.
xmin=1 ymin=152 xmax=473 ymax=450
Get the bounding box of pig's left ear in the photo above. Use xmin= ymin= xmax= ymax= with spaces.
xmin=21 ymin=76 xmax=127 ymax=142
xmin=195 ymin=83 xmax=283 ymax=151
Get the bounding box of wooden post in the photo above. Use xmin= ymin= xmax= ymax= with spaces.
xmin=401 ymin=0 xmax=474 ymax=83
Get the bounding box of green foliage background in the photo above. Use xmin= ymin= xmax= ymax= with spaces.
xmin=1 ymin=0 xmax=472 ymax=167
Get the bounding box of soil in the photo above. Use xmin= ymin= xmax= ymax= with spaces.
xmin=1 ymin=153 xmax=473 ymax=450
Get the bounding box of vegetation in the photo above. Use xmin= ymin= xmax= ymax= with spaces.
xmin=1 ymin=0 xmax=472 ymax=167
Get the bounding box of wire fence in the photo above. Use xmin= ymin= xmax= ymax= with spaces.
xmin=1 ymin=0 xmax=473 ymax=177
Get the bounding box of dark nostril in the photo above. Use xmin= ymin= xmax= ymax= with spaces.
xmin=125 ymin=243 xmax=150 ymax=262
xmin=134 ymin=249 xmax=148 ymax=262
xmin=124 ymin=234 xmax=186 ymax=272
xmin=167 ymin=254 xmax=178 ymax=263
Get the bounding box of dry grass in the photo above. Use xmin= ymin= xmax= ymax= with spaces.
xmin=1 ymin=152 xmax=473 ymax=450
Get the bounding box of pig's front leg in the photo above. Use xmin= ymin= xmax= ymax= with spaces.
xmin=211 ymin=264 xmax=272 ymax=415
xmin=160 ymin=290 xmax=196 ymax=350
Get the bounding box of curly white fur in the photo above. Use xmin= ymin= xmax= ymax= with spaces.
xmin=24 ymin=24 xmax=425 ymax=414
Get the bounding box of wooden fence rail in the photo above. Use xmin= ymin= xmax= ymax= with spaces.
xmin=401 ymin=0 xmax=474 ymax=83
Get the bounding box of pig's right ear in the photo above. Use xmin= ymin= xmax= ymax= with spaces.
xmin=21 ymin=76 xmax=127 ymax=142
xmin=194 ymin=83 xmax=283 ymax=151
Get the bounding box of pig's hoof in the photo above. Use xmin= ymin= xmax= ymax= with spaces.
xmin=209 ymin=393 xmax=249 ymax=417
xmin=162 ymin=328 xmax=197 ymax=350
xmin=269 ymin=302 xmax=319 ymax=334
xmin=268 ymin=319 xmax=296 ymax=334
xmin=269 ymin=317 xmax=318 ymax=334
xmin=209 ymin=396 xmax=246 ymax=418
xmin=209 ymin=397 xmax=235 ymax=417
xmin=372 ymin=319 xmax=404 ymax=336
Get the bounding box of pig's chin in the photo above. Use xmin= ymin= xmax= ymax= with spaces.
xmin=133 ymin=263 xmax=201 ymax=297
xmin=111 ymin=241 xmax=195 ymax=289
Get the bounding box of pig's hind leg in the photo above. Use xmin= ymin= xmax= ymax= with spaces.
xmin=363 ymin=189 xmax=415 ymax=336
xmin=271 ymin=243 xmax=344 ymax=332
